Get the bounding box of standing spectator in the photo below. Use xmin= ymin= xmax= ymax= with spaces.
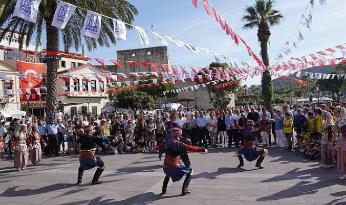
xmin=66 ymin=121 xmax=75 ymax=154
xmin=336 ymin=106 xmax=346 ymax=180
xmin=37 ymin=119 xmax=47 ymax=155
xmin=155 ymin=117 xmax=165 ymax=144
xmin=283 ymin=113 xmax=294 ymax=151
xmin=247 ymin=107 xmax=260 ymax=124
xmin=217 ymin=111 xmax=227 ymax=147
xmin=47 ymin=119 xmax=59 ymax=156
xmin=197 ymin=111 xmax=208 ymax=148
xmin=274 ymin=110 xmax=285 ymax=148
xmin=190 ymin=114 xmax=199 ymax=146
xmin=294 ymin=108 xmax=307 ymax=146
xmin=225 ymin=109 xmax=236 ymax=147
xmin=207 ymin=111 xmax=218 ymax=147
xmin=0 ymin=122 xmax=6 ymax=160
xmin=57 ymin=119 xmax=66 ymax=154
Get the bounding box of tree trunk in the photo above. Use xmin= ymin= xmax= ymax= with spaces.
xmin=258 ymin=22 xmax=272 ymax=109
xmin=45 ymin=19 xmax=59 ymax=119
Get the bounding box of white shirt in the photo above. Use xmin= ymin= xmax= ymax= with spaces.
xmin=175 ymin=117 xmax=186 ymax=128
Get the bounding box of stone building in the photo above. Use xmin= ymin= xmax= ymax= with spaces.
xmin=116 ymin=46 xmax=170 ymax=74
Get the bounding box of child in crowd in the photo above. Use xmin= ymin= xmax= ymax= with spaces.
xmin=284 ymin=113 xmax=294 ymax=151
xmin=259 ymin=119 xmax=271 ymax=148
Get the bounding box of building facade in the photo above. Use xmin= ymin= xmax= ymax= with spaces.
xmin=0 ymin=61 xmax=22 ymax=116
xmin=117 ymin=46 xmax=171 ymax=74
xmin=57 ymin=64 xmax=110 ymax=116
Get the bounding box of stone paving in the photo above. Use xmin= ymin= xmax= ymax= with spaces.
xmin=0 ymin=147 xmax=345 ymax=205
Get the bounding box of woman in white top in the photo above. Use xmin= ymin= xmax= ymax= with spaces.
xmin=207 ymin=111 xmax=218 ymax=147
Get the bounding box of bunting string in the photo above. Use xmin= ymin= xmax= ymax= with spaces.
xmin=273 ymin=0 xmax=328 ymax=63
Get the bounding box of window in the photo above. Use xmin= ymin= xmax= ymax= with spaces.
xmin=81 ymin=106 xmax=88 ymax=114
xmin=71 ymin=107 xmax=77 ymax=116
xmin=82 ymin=79 xmax=88 ymax=91
xmin=90 ymin=80 xmax=96 ymax=91
xmin=100 ymin=81 xmax=104 ymax=92
xmin=71 ymin=62 xmax=76 ymax=68
xmin=4 ymin=81 xmax=13 ymax=96
xmin=65 ymin=80 xmax=70 ymax=91
xmin=61 ymin=61 xmax=66 ymax=68
xmin=92 ymin=106 xmax=97 ymax=115
xmin=78 ymin=63 xmax=83 ymax=67
xmin=74 ymin=79 xmax=80 ymax=91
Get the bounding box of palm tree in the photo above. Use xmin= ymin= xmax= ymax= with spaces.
xmin=0 ymin=0 xmax=138 ymax=118
xmin=242 ymin=0 xmax=283 ymax=109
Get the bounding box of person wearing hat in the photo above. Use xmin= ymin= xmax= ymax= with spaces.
xmin=76 ymin=125 xmax=105 ymax=185
xmin=157 ymin=127 xmax=207 ymax=196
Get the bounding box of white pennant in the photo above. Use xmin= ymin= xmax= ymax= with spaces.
xmin=34 ymin=88 xmax=41 ymax=96
xmin=52 ymin=1 xmax=76 ymax=29
xmin=113 ymin=19 xmax=127 ymax=40
xmin=82 ymin=11 xmax=102 ymax=39
xmin=13 ymin=0 xmax=42 ymax=23
xmin=135 ymin=26 xmax=150 ymax=46
xmin=151 ymin=32 xmax=168 ymax=45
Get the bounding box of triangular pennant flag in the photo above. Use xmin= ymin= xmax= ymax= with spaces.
xmin=110 ymin=60 xmax=123 ymax=70
xmin=192 ymin=0 xmax=198 ymax=8
xmin=95 ymin=58 xmax=107 ymax=69
xmin=52 ymin=1 xmax=76 ymax=29
xmin=151 ymin=32 xmax=168 ymax=45
xmin=135 ymin=26 xmax=150 ymax=46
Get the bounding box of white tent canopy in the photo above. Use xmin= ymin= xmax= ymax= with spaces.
xmin=0 ymin=110 xmax=26 ymax=118
xmin=296 ymin=97 xmax=333 ymax=103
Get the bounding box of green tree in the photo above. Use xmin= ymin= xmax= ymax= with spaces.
xmin=0 ymin=0 xmax=138 ymax=118
xmin=113 ymin=90 xmax=154 ymax=110
xmin=138 ymin=79 xmax=178 ymax=101
xmin=242 ymin=0 xmax=283 ymax=109
xmin=316 ymin=73 xmax=343 ymax=101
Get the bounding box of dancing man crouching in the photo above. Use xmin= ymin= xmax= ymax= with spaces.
xmin=77 ymin=126 xmax=105 ymax=185
xmin=237 ymin=120 xmax=268 ymax=169
xmin=158 ymin=127 xmax=207 ymax=196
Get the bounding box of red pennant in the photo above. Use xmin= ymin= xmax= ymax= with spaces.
xmin=150 ymin=63 xmax=158 ymax=72
xmin=95 ymin=58 xmax=107 ymax=69
xmin=172 ymin=65 xmax=179 ymax=74
xmin=110 ymin=60 xmax=123 ymax=70
xmin=203 ymin=0 xmax=212 ymax=16
xmin=192 ymin=0 xmax=198 ymax=8
xmin=161 ymin=64 xmax=169 ymax=73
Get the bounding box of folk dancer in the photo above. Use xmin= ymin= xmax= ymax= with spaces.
xmin=13 ymin=124 xmax=29 ymax=171
xmin=77 ymin=126 xmax=105 ymax=185
xmin=27 ymin=126 xmax=47 ymax=165
xmin=158 ymin=127 xmax=207 ymax=196
xmin=237 ymin=120 xmax=268 ymax=169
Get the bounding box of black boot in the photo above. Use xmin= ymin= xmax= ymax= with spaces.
xmin=255 ymin=156 xmax=265 ymax=169
xmin=182 ymin=174 xmax=192 ymax=196
xmin=92 ymin=168 xmax=104 ymax=185
xmin=76 ymin=168 xmax=83 ymax=185
xmin=161 ymin=176 xmax=170 ymax=196
xmin=237 ymin=155 xmax=244 ymax=168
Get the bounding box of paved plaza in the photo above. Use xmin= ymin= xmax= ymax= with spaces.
xmin=0 ymin=148 xmax=345 ymax=205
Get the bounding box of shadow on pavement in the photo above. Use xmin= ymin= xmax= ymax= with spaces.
xmin=256 ymin=167 xmax=346 ymax=202
xmin=58 ymin=192 xmax=164 ymax=205
xmin=1 ymin=183 xmax=75 ymax=197
xmin=193 ymin=167 xmax=259 ymax=180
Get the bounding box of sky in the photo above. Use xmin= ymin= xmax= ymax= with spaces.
xmin=85 ymin=0 xmax=346 ymax=85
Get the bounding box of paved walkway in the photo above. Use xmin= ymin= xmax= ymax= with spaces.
xmin=0 ymin=147 xmax=345 ymax=205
